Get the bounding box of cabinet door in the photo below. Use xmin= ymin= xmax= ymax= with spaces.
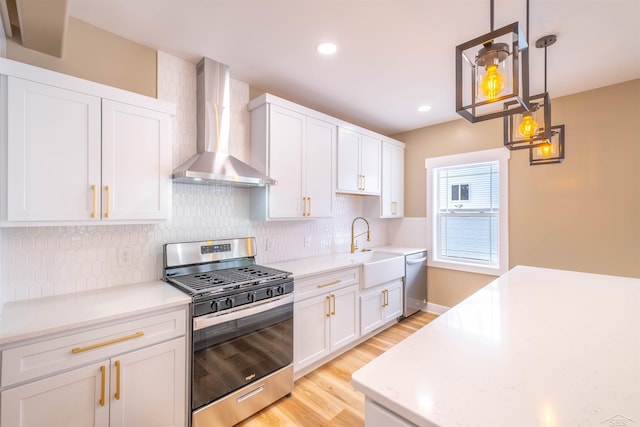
xmin=6 ymin=77 xmax=102 ymax=221
xmin=336 ymin=127 xmax=360 ymax=192
xmin=360 ymin=134 xmax=381 ymax=194
xmin=0 ymin=361 xmax=109 ymax=427
xmin=383 ymin=280 xmax=404 ymax=322
xmin=330 ymin=285 xmax=359 ymax=351
xmin=101 ymin=99 xmax=172 ymax=221
xmin=267 ymin=105 xmax=305 ymax=218
xmin=305 ymin=118 xmax=335 ymax=217
xmin=381 ymin=142 xmax=404 ymax=217
xmin=109 ymin=337 xmax=186 ymax=427
xmin=294 ymin=294 xmax=331 ymax=372
xmin=360 ymin=288 xmax=384 ymax=335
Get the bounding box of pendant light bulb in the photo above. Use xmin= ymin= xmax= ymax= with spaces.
xmin=540 ymin=141 xmax=552 ymax=156
xmin=480 ymin=64 xmax=505 ymax=100
xmin=518 ymin=114 xmax=539 ymax=138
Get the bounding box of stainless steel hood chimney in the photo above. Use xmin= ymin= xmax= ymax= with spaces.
xmin=172 ymin=58 xmax=276 ymax=186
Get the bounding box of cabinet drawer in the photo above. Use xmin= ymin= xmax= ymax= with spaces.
xmin=1 ymin=308 xmax=186 ymax=388
xmin=294 ymin=267 xmax=359 ymax=302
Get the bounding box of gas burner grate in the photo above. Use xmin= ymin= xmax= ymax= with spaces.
xmin=169 ymin=265 xmax=290 ymax=296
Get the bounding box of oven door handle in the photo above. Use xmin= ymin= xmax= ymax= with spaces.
xmin=193 ymin=293 xmax=294 ymax=331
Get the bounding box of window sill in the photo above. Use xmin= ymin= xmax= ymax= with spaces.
xmin=428 ymin=258 xmax=506 ymax=277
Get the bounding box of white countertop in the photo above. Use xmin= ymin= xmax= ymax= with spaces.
xmin=352 ymin=266 xmax=640 ymax=427
xmin=373 ymin=246 xmax=427 ymax=256
xmin=0 ymin=281 xmax=190 ymax=345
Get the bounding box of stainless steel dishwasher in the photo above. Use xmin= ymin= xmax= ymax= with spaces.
xmin=404 ymin=251 xmax=428 ymax=317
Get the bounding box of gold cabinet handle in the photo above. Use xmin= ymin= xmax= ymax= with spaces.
xmin=114 ymin=360 xmax=121 ymax=400
xmin=302 ymin=197 xmax=307 ymax=216
xmin=99 ymin=365 xmax=106 ymax=407
xmin=326 ymin=295 xmax=331 ymax=317
xmin=331 ymin=294 xmax=336 ymax=316
xmin=382 ymin=289 xmax=389 ymax=307
xmin=104 ymin=185 xmax=112 ymax=218
xmin=71 ymin=331 xmax=144 ymax=354
xmin=362 ymin=175 xmax=366 ymax=191
xmin=307 ymin=196 xmax=311 ymax=216
xmin=317 ymin=279 xmax=341 ymax=289
xmin=91 ymin=185 xmax=98 ymax=218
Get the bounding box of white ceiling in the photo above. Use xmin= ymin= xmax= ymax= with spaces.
xmin=68 ymin=0 xmax=640 ymax=135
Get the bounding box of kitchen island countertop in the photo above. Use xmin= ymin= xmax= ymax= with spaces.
xmin=0 ymin=281 xmax=190 ymax=345
xmin=351 ymin=265 xmax=640 ymax=426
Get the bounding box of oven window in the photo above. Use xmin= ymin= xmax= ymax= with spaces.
xmin=192 ymin=302 xmax=293 ymax=410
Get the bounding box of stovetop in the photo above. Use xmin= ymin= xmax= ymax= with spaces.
xmin=167 ymin=264 xmax=291 ymax=297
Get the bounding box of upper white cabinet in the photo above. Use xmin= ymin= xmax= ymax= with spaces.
xmin=337 ymin=127 xmax=381 ymax=195
xmin=381 ymin=138 xmax=404 ymax=217
xmin=250 ymin=95 xmax=336 ymax=219
xmin=0 ymin=58 xmax=174 ymax=226
xmin=365 ymin=137 xmax=405 ymax=218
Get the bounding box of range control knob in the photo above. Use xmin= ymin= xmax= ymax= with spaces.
xmin=210 ymin=300 xmax=220 ymax=312
xmin=247 ymin=292 xmax=256 ymax=303
xmin=266 ymin=287 xmax=274 ymax=297
xmin=224 ymin=297 xmax=234 ymax=308
xmin=276 ymin=285 xmax=285 ymax=295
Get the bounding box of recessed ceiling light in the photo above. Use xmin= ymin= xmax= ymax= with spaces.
xmin=316 ymin=42 xmax=337 ymax=55
xmin=417 ymin=105 xmax=432 ymax=112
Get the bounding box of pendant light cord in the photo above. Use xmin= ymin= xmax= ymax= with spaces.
xmin=490 ymin=0 xmax=494 ymax=31
xmin=544 ymin=45 xmax=548 ymax=93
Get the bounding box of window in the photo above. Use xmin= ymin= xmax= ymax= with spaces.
xmin=425 ymin=148 xmax=509 ymax=275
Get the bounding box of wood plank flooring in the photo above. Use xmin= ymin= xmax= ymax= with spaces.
xmin=237 ymin=311 xmax=438 ymax=427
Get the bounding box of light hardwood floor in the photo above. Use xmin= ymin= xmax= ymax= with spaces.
xmin=237 ymin=311 xmax=438 ymax=427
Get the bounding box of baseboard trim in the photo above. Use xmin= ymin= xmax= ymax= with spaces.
xmin=426 ymin=303 xmax=449 ymax=315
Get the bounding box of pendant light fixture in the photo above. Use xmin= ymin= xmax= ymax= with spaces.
xmin=504 ymin=28 xmax=554 ymax=150
xmin=455 ymin=0 xmax=530 ymax=123
xmin=528 ymin=35 xmax=565 ymax=165
xmin=530 ymin=124 xmax=565 ymax=165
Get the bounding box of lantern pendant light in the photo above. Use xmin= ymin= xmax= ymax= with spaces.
xmin=455 ymin=0 xmax=530 ymax=123
xmin=503 ymin=5 xmax=555 ymax=151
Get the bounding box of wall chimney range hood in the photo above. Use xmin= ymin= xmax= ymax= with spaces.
xmin=172 ymin=57 xmax=276 ymax=187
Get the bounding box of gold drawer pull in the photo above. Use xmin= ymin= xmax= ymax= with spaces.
xmin=104 ymin=185 xmax=112 ymax=218
xmin=91 ymin=185 xmax=98 ymax=218
xmin=326 ymin=295 xmax=331 ymax=317
xmin=99 ymin=365 xmax=106 ymax=407
xmin=71 ymin=331 xmax=144 ymax=354
xmin=317 ymin=279 xmax=341 ymax=289
xmin=114 ymin=360 xmax=121 ymax=400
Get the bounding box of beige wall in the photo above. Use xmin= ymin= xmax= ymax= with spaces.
xmin=394 ymin=79 xmax=640 ymax=307
xmin=6 ymin=17 xmax=156 ymax=97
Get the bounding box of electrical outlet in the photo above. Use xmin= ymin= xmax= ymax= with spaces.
xmin=118 ymin=248 xmax=132 ymax=266
xmin=304 ymin=235 xmax=311 ymax=248
xmin=265 ymin=237 xmax=273 ymax=252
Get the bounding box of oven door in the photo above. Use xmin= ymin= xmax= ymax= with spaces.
xmin=191 ymin=293 xmax=293 ymax=411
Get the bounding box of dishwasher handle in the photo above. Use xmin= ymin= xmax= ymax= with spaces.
xmin=406 ymin=256 xmax=427 ymax=265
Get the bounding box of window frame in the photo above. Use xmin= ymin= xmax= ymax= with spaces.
xmin=425 ymin=148 xmax=510 ymax=276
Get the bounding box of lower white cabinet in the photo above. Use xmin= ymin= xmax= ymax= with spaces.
xmin=0 ymin=308 xmax=187 ymax=427
xmin=360 ymin=279 xmax=403 ymax=336
xmin=293 ymin=268 xmax=360 ymax=374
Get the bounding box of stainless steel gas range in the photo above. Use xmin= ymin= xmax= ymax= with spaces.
xmin=163 ymin=237 xmax=293 ymax=427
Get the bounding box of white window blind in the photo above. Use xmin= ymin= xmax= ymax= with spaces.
xmin=437 ymin=162 xmax=499 ymax=263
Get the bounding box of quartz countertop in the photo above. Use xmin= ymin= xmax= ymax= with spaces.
xmin=0 ymin=281 xmax=190 ymax=346
xmin=351 ymin=266 xmax=640 ymax=426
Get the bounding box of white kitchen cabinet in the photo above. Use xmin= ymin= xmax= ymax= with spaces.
xmin=0 ymin=58 xmax=174 ymax=226
xmin=360 ymin=279 xmax=403 ymax=336
xmin=0 ymin=308 xmax=187 ymax=427
xmin=381 ymin=139 xmax=404 ymax=217
xmin=1 ymin=361 xmax=109 ymax=427
xmin=250 ymin=98 xmax=336 ymax=219
xmin=293 ymin=268 xmax=360 ymax=374
xmin=337 ymin=127 xmax=381 ymax=195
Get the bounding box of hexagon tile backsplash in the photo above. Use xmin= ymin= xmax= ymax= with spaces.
xmin=0 ymin=51 xmax=392 ymax=304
